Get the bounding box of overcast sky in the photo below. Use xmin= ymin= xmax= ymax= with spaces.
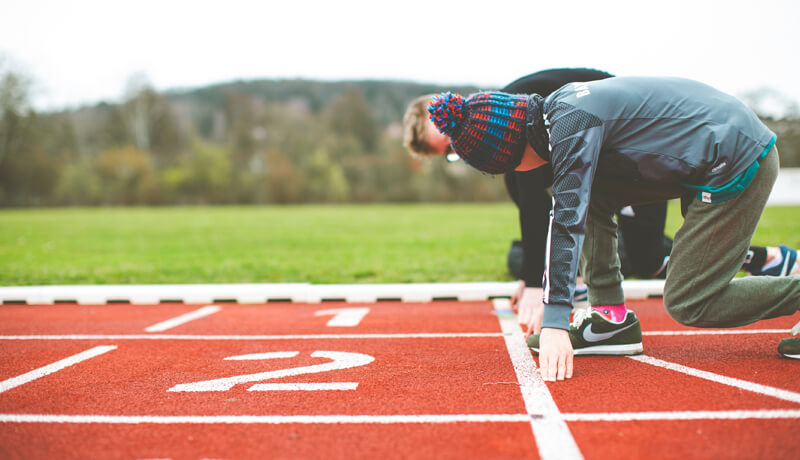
xmin=2 ymin=0 xmax=799 ymax=115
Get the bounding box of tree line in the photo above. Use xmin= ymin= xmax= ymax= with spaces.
xmin=1 ymin=62 xmax=799 ymax=207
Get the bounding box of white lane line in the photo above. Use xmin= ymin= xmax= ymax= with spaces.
xmin=563 ymin=409 xmax=800 ymax=422
xmin=0 ymin=333 xmax=503 ymax=341
xmin=144 ymin=305 xmax=221 ymax=332
xmin=629 ymin=355 xmax=800 ymax=404
xmin=1 ymin=329 xmax=790 ymax=342
xmin=2 ymin=409 xmax=799 ymax=425
xmin=643 ymin=329 xmax=789 ymax=336
xmin=0 ymin=346 xmax=117 ymax=394
xmin=0 ymin=413 xmax=530 ymax=424
xmin=246 ymin=382 xmax=359 ymax=391
xmin=493 ymin=299 xmax=583 ymax=460
xmin=314 ymin=307 xmax=370 ymax=327
xmin=3 ymin=329 xmax=790 ymax=342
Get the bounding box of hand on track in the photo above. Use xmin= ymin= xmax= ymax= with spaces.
xmin=517 ymin=287 xmax=544 ymax=338
xmin=510 ymin=280 xmax=525 ymax=313
xmin=538 ymin=328 xmax=574 ymax=382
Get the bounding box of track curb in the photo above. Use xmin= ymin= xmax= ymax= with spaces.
xmin=0 ymin=280 xmax=665 ymax=305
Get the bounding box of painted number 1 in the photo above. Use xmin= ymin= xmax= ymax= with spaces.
xmin=168 ymin=351 xmax=374 ymax=392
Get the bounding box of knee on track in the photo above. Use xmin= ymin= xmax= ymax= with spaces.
xmin=663 ymin=292 xmax=707 ymax=327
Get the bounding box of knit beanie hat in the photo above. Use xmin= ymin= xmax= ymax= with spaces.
xmin=427 ymin=91 xmax=528 ymax=174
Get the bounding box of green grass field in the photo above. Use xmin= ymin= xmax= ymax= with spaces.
xmin=1 ymin=203 xmax=797 ymax=286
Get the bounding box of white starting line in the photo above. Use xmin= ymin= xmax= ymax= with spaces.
xmin=0 ymin=332 xmax=504 ymax=341
xmin=0 ymin=328 xmax=790 ymax=342
xmin=642 ymin=329 xmax=790 ymax=336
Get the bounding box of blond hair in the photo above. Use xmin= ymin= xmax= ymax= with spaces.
xmin=402 ymin=94 xmax=437 ymax=156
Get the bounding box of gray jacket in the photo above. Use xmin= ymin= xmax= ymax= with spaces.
xmin=533 ymin=76 xmax=777 ymax=330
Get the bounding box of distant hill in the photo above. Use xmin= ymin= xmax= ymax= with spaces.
xmin=164 ymin=78 xmax=484 ymax=127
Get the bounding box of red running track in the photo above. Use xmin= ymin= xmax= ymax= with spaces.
xmin=0 ymin=298 xmax=798 ymax=459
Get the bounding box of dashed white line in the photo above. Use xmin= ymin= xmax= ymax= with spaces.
xmin=0 ymin=346 xmax=117 ymax=394
xmin=628 ymin=355 xmax=800 ymax=404
xmin=493 ymin=298 xmax=583 ymax=460
xmin=145 ymin=305 xmax=222 ymax=332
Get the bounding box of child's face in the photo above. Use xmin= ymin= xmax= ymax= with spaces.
xmin=425 ymin=119 xmax=452 ymax=155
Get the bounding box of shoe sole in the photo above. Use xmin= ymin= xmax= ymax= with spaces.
xmin=531 ymin=342 xmax=643 ymax=356
xmin=780 ymin=353 xmax=800 ymax=360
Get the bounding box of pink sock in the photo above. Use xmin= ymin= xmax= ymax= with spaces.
xmin=592 ymin=304 xmax=627 ymax=322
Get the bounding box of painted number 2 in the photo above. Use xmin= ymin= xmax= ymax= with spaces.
xmin=168 ymin=351 xmax=374 ymax=392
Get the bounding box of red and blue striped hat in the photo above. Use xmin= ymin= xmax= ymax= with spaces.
xmin=427 ymin=91 xmax=528 ymax=174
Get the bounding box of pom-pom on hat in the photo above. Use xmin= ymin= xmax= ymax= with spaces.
xmin=427 ymin=91 xmax=528 ymax=174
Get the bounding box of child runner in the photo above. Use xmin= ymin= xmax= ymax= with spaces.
xmin=425 ymin=76 xmax=800 ymax=381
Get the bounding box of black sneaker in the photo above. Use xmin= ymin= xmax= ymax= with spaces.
xmin=528 ymin=308 xmax=643 ymax=356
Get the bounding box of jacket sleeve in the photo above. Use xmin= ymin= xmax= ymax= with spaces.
xmin=501 ymin=69 xmax=611 ymax=289
xmin=541 ymin=104 xmax=605 ymax=330
xmin=515 ymin=167 xmax=553 ymax=287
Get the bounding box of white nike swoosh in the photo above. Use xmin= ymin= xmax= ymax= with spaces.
xmin=582 ymin=321 xmax=638 ymax=342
